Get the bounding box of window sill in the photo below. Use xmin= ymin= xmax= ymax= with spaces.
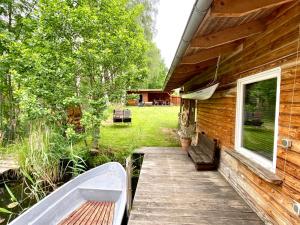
xmin=225 ymin=150 xmax=283 ymax=185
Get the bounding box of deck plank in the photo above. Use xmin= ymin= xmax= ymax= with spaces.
xmin=85 ymin=202 xmax=103 ymax=225
xmin=128 ymin=147 xmax=263 ymax=225
xmin=58 ymin=201 xmax=114 ymax=225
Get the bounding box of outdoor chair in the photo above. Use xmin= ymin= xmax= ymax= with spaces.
xmin=113 ymin=109 xmax=124 ymax=123
xmin=123 ymin=109 xmax=132 ymax=123
xmin=113 ymin=109 xmax=132 ymax=124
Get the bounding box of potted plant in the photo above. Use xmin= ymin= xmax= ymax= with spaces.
xmin=126 ymin=94 xmax=139 ymax=106
xmin=178 ymin=124 xmax=195 ymax=152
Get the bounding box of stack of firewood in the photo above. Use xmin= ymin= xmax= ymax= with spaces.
xmin=67 ymin=106 xmax=84 ymax=132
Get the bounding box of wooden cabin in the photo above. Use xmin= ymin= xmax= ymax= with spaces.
xmin=164 ymin=0 xmax=300 ymax=224
xmin=127 ymin=89 xmax=181 ymax=106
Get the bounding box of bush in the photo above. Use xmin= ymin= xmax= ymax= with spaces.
xmin=126 ymin=93 xmax=139 ymax=100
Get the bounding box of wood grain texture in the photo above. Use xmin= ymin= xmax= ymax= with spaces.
xmin=211 ymin=0 xmax=294 ymax=17
xmin=181 ymin=41 xmax=242 ymax=64
xmin=191 ymin=20 xmax=265 ymax=49
xmin=186 ymin=2 xmax=300 ymax=224
xmin=225 ymin=150 xmax=283 ymax=185
xmin=58 ymin=201 xmax=114 ymax=225
xmin=128 ymin=147 xmax=263 ymax=225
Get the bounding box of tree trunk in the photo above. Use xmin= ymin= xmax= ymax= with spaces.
xmin=91 ymin=124 xmax=100 ymax=153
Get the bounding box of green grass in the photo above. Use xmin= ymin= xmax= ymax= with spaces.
xmin=243 ymin=125 xmax=274 ymax=160
xmin=100 ymin=106 xmax=180 ymax=152
xmin=1 ymin=107 xmax=180 ymax=167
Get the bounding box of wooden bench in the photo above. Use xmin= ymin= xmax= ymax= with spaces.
xmin=58 ymin=201 xmax=115 ymax=225
xmin=188 ymin=132 xmax=220 ymax=171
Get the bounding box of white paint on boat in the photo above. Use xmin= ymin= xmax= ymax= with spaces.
xmin=181 ymin=83 xmax=219 ymax=100
xmin=9 ymin=162 xmax=127 ymax=225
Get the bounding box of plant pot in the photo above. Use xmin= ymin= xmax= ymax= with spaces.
xmin=127 ymin=99 xmax=137 ymax=106
xmin=180 ymin=137 xmax=191 ymax=152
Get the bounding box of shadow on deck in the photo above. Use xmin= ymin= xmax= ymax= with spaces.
xmin=128 ymin=147 xmax=263 ymax=225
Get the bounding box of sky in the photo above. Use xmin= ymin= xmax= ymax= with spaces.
xmin=154 ymin=0 xmax=195 ymax=68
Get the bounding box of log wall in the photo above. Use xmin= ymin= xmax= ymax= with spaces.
xmin=185 ymin=3 xmax=300 ymax=225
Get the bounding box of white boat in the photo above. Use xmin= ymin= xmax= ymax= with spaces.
xmin=181 ymin=83 xmax=219 ymax=100
xmin=9 ymin=162 xmax=127 ymax=225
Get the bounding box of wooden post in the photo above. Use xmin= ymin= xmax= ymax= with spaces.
xmin=125 ymin=156 xmax=132 ymax=217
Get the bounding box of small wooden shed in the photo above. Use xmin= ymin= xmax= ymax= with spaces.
xmin=164 ymin=0 xmax=300 ymax=224
xmin=127 ymin=89 xmax=181 ymax=106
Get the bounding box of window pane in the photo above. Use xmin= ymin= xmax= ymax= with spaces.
xmin=242 ymin=78 xmax=277 ymax=161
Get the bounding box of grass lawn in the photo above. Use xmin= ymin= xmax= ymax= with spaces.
xmin=100 ymin=106 xmax=180 ymax=152
xmin=243 ymin=125 xmax=274 ymax=160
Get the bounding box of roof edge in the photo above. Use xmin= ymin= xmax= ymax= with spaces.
xmin=163 ymin=0 xmax=213 ymax=91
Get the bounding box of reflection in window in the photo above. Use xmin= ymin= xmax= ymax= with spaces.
xmin=242 ymin=78 xmax=277 ymax=161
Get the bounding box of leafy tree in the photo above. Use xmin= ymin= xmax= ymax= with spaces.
xmin=129 ymin=0 xmax=167 ymax=89
xmin=143 ymin=43 xmax=167 ymax=89
xmin=130 ymin=0 xmax=158 ymax=41
xmin=11 ymin=0 xmax=148 ymax=150
xmin=0 ymin=0 xmax=37 ymax=142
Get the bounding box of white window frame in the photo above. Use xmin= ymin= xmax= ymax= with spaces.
xmin=235 ymin=67 xmax=281 ymax=172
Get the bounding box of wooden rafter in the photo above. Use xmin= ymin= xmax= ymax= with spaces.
xmin=174 ymin=58 xmax=217 ymax=74
xmin=190 ymin=20 xmax=265 ymax=49
xmin=181 ymin=41 xmax=242 ymax=64
xmin=211 ymin=0 xmax=294 ymax=17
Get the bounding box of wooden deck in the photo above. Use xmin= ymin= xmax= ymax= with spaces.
xmin=128 ymin=147 xmax=263 ymax=225
xmin=58 ymin=201 xmax=115 ymax=225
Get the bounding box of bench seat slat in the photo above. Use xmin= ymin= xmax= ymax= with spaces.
xmin=188 ymin=132 xmax=219 ymax=171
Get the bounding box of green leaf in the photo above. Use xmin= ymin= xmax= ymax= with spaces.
xmin=0 ymin=208 xmax=13 ymax=214
xmin=4 ymin=184 xmax=17 ymax=203
xmin=21 ymin=169 xmax=35 ymax=184
xmin=7 ymin=202 xmax=19 ymax=209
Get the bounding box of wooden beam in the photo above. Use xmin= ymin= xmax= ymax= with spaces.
xmin=174 ymin=58 xmax=217 ymax=74
xmin=211 ymin=0 xmax=294 ymax=17
xmin=181 ymin=41 xmax=242 ymax=64
xmin=190 ymin=20 xmax=265 ymax=49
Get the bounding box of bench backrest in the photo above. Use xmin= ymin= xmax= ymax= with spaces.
xmin=114 ymin=109 xmax=124 ymax=118
xmin=123 ymin=109 xmax=131 ymax=118
xmin=196 ymin=132 xmax=218 ymax=160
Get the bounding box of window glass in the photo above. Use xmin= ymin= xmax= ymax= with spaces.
xmin=242 ymin=78 xmax=277 ymax=161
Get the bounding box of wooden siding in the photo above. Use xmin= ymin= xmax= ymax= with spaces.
xmin=186 ymin=3 xmax=300 ymax=225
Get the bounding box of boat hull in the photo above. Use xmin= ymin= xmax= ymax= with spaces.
xmin=181 ymin=83 xmax=219 ymax=100
xmin=9 ymin=162 xmax=127 ymax=225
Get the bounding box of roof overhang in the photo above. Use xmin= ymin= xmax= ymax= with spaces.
xmin=127 ymin=89 xmax=168 ymax=93
xmin=163 ymin=0 xmax=295 ymax=92
xmin=163 ymin=0 xmax=213 ymax=92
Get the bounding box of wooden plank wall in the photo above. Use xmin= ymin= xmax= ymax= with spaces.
xmin=185 ymin=3 xmax=300 ymax=225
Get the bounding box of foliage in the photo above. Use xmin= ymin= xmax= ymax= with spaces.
xmin=0 ymin=1 xmax=166 ymax=222
xmin=129 ymin=0 xmax=167 ymax=90
xmin=130 ymin=0 xmax=158 ymax=41
xmin=1 ymin=0 xmax=150 ymax=147
xmin=126 ymin=94 xmax=139 ymax=100
xmin=18 ymin=122 xmax=68 ymax=187
xmin=143 ymin=43 xmax=168 ymax=89
xmin=0 ymin=0 xmax=37 ymax=142
xmin=245 ymin=78 xmax=277 ymax=113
